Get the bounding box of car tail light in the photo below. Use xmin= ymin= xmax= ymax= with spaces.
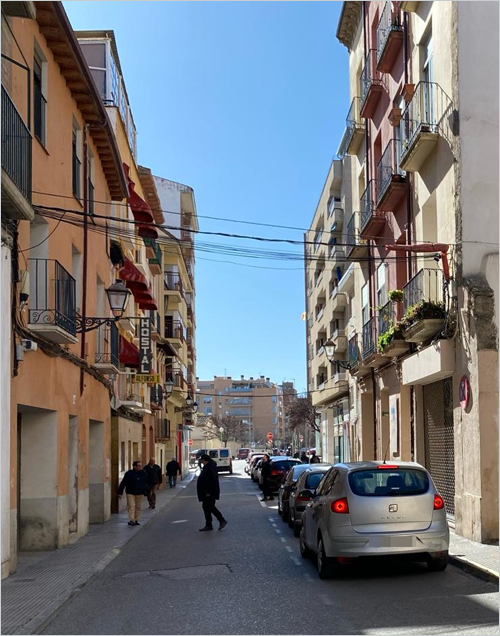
xmin=377 ymin=465 xmax=399 ymax=469
xmin=331 ymin=497 xmax=349 ymax=514
xmin=297 ymin=494 xmax=311 ymax=502
xmin=271 ymin=469 xmax=280 ymax=476
xmin=433 ymin=494 xmax=445 ymax=510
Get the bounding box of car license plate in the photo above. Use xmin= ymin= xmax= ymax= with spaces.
xmin=371 ymin=536 xmax=415 ymax=548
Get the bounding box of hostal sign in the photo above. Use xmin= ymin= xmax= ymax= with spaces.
xmin=139 ymin=317 xmax=152 ymax=374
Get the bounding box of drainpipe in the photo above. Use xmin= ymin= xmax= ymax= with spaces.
xmin=80 ymin=127 xmax=89 ymax=396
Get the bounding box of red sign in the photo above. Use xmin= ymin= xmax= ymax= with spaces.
xmin=459 ymin=376 xmax=470 ymax=409
xmin=266 ymin=432 xmax=273 ymax=440
xmin=188 ymin=439 xmax=193 ymax=446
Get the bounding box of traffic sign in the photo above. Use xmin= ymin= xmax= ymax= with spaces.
xmin=188 ymin=439 xmax=193 ymax=446
xmin=266 ymin=432 xmax=273 ymax=440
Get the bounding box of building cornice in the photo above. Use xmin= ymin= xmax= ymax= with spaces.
xmin=336 ymin=1 xmax=362 ymax=51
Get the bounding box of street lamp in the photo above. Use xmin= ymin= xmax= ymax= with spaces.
xmin=323 ymin=339 xmax=354 ymax=371
xmin=76 ymin=279 xmax=132 ymax=332
xmin=163 ymin=379 xmax=174 ymax=396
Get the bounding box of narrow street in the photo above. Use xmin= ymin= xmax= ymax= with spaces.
xmin=42 ymin=462 xmax=498 ymax=636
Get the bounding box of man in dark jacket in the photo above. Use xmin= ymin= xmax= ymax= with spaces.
xmin=197 ymin=454 xmax=227 ymax=532
xmin=118 ymin=461 xmax=149 ymax=526
xmin=144 ymin=457 xmax=163 ymax=509
xmin=166 ymin=458 xmax=182 ymax=489
xmin=260 ymin=454 xmax=274 ymax=501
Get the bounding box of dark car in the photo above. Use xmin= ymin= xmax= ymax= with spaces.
xmin=237 ymin=448 xmax=251 ymax=460
xmin=260 ymin=458 xmax=301 ymax=493
xmin=278 ymin=463 xmax=315 ymax=523
xmin=289 ymin=466 xmax=330 ymax=536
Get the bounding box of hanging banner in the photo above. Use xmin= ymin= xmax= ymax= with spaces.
xmin=139 ymin=316 xmax=152 ymax=373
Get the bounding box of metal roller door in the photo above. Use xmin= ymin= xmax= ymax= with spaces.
xmin=423 ymin=378 xmax=455 ymax=516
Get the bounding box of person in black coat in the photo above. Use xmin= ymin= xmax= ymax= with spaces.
xmin=197 ymin=454 xmax=227 ymax=532
xmin=260 ymin=454 xmax=274 ymax=501
xmin=144 ymin=457 xmax=163 ymax=509
xmin=118 ymin=461 xmax=149 ymax=526
xmin=166 ymin=458 xmax=182 ymax=488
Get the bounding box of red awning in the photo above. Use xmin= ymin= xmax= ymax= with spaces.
xmin=119 ymin=336 xmax=140 ymax=368
xmin=123 ymin=163 xmax=155 ymax=224
xmin=138 ymin=223 xmax=158 ymax=240
xmin=119 ymin=258 xmax=148 ymax=291
xmin=139 ymin=300 xmax=158 ymax=311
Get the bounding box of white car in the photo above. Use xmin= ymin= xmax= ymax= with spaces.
xmin=207 ymin=448 xmax=233 ymax=474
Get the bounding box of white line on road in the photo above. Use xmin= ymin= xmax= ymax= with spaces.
xmin=274 ymin=529 xmax=281 ymax=534
xmin=285 ymin=546 xmax=293 ymax=553
xmin=290 ymin=556 xmax=302 ymax=566
xmin=171 ymin=520 xmax=188 ymax=524
xmin=280 ymin=537 xmax=287 ymax=543
xmin=320 ymin=594 xmax=333 ymax=606
xmin=256 ymin=495 xmax=267 ymax=509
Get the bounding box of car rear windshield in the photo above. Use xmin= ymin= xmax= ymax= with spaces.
xmin=348 ymin=469 xmax=430 ymax=497
xmin=220 ymin=449 xmax=230 ymax=458
xmin=273 ymin=460 xmax=300 ymax=471
xmin=306 ymin=473 xmax=325 ymax=490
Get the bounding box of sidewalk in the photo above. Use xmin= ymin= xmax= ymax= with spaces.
xmin=1 ymin=473 xmax=196 ymax=635
xmin=449 ymin=529 xmax=499 ymax=583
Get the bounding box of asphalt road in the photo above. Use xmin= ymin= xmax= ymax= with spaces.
xmin=42 ymin=461 xmax=499 ymax=635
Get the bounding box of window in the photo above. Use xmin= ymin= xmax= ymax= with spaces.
xmin=348 ymin=469 xmax=429 ymax=497
xmin=361 ymin=283 xmax=369 ymax=325
xmin=306 ymin=473 xmax=325 ymax=491
xmin=220 ymin=449 xmax=230 ymax=458
xmin=33 ymin=47 xmax=47 ymax=145
xmin=88 ymin=150 xmax=95 ymax=215
xmin=203 ymin=397 xmax=212 ymax=404
xmin=72 ymin=122 xmax=82 ymax=200
xmin=377 ymin=264 xmax=387 ymax=307
xmin=317 ymin=468 xmax=338 ymax=496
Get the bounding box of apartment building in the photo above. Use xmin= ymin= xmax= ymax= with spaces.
xmin=197 ymin=376 xmax=284 ymax=446
xmin=305 ymin=159 xmax=357 ymax=464
xmin=154 ymin=176 xmax=198 ymax=475
xmin=334 ymin=1 xmax=498 ymax=542
xmin=2 ymin=3 xmax=130 ymax=576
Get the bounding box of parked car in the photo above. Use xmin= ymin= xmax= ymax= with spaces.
xmin=289 ymin=466 xmax=330 ymax=536
xmin=237 ymin=448 xmax=251 ymax=460
xmin=278 ymin=463 xmax=317 ymax=522
xmin=259 ymin=458 xmax=301 ymax=493
xmin=207 ymin=448 xmax=233 ymax=474
xmin=300 ymin=461 xmax=450 ymax=579
xmin=248 ymin=454 xmax=265 ymax=479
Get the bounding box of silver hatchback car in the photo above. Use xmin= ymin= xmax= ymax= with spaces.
xmin=300 ymin=461 xmax=449 ymax=578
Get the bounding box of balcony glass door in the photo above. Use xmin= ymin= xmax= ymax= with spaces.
xmin=422 ymin=32 xmax=434 ymax=126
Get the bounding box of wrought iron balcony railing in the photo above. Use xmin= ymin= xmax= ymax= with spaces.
xmin=95 ymin=322 xmax=119 ymax=367
xmin=377 ymin=1 xmax=403 ymax=66
xmin=377 ymin=139 xmax=405 ymax=203
xmin=401 ymin=82 xmax=452 ymax=153
xmin=164 ymin=271 xmax=183 ymax=294
xmin=165 ymin=320 xmax=184 ymax=341
xmin=339 ymin=97 xmax=364 ymax=157
xmin=362 ymin=317 xmax=377 ymax=360
xmin=402 ymin=268 xmax=444 ymax=313
xmin=2 ymin=85 xmax=31 ymax=202
xmin=378 ymin=300 xmax=396 ymax=337
xmin=360 ymin=49 xmax=383 ymax=112
xmin=348 ymin=334 xmax=359 ymax=369
xmin=28 ymin=259 xmax=76 ymax=336
xmin=360 ymin=180 xmax=377 ymax=233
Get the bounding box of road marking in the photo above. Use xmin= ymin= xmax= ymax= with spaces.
xmin=280 ymin=537 xmax=287 ymax=543
xmin=285 ymin=546 xmax=293 ymax=553
xmin=274 ymin=529 xmax=281 ymax=534
xmin=290 ymin=556 xmax=302 ymax=566
xmin=320 ymin=594 xmax=333 ymax=606
xmin=171 ymin=520 xmax=188 ymax=524
xmin=257 ymin=495 xmax=267 ymax=508
xmin=304 ymin=573 xmax=314 ymax=582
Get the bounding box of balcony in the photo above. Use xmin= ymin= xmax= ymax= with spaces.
xmin=314 ymin=268 xmax=325 ymax=289
xmin=150 ymin=311 xmax=162 ymax=342
xmin=359 ymin=180 xmax=386 ymax=239
xmin=95 ymin=322 xmax=119 ymax=374
xmin=338 ymin=98 xmax=365 ymax=157
xmin=400 ymin=1 xmax=419 ymax=11
xmin=187 ymin=305 xmax=195 ymax=326
xmin=330 ymin=289 xmax=348 ymax=314
xmin=377 ymin=300 xmax=408 ymax=358
xmin=330 ymin=327 xmax=347 ymax=353
xmin=313 ymin=228 xmax=324 ymax=252
xmin=376 ymin=1 xmax=403 ymax=73
xmin=165 ymin=320 xmax=184 ymax=349
xmin=164 ymin=271 xmax=183 ymax=302
xmin=144 ymin=239 xmax=162 ymax=275
xmin=399 ymin=82 xmax=453 ymax=172
xmin=1 ymin=86 xmax=34 ymax=221
xmin=156 ymin=417 xmax=171 ymax=440
xmin=360 ymin=50 xmax=384 ymax=119
xmin=401 ymin=268 xmax=446 ymax=343
xmin=328 ymin=241 xmax=345 ymax=261
xmin=348 ymin=334 xmax=359 ymax=371
xmin=362 ymin=316 xmax=388 ymax=367
xmin=377 ymin=140 xmax=406 ymax=211
xmin=121 ymin=393 xmax=151 ymax=415
xmin=315 ymin=303 xmax=325 ymax=323
xmin=28 ymin=259 xmax=77 ymax=344
xmin=150 ymin=384 xmax=163 ymax=411
xmin=345 ymin=213 xmax=368 ymax=260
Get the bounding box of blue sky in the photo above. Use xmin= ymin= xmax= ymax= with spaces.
xmin=64 ymin=1 xmax=348 ymax=395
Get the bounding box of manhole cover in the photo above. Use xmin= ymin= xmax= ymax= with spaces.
xmin=122 ymin=564 xmax=231 ymax=580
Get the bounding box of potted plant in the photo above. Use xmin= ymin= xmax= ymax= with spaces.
xmin=377 ymin=322 xmax=405 ymax=355
xmin=400 ymin=300 xmax=446 ymax=343
xmin=388 ymin=289 xmax=404 ymax=303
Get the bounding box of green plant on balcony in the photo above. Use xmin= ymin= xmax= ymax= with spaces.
xmin=377 ymin=322 xmax=404 ymax=354
xmin=388 ymin=289 xmax=404 ymax=303
xmin=400 ymin=300 xmax=446 ymax=332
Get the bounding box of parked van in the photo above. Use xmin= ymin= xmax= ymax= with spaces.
xmin=208 ymin=448 xmax=233 ymax=474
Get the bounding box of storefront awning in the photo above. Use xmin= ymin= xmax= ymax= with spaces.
xmin=119 ymin=336 xmax=140 ymax=368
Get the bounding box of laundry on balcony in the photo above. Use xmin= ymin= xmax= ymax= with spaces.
xmin=119 ymin=335 xmax=140 ymax=368
xmin=123 ymin=163 xmax=158 ymax=239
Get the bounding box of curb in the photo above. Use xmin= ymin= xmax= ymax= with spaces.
xmin=449 ymin=554 xmax=500 ymax=584
xmin=24 ymin=472 xmax=196 ymax=635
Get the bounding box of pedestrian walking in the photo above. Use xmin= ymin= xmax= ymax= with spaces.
xmin=197 ymin=454 xmax=228 ymax=532
xmin=310 ymin=451 xmax=321 ymax=464
xmin=300 ymin=452 xmax=308 ymax=464
xmin=144 ymin=457 xmax=163 ymax=509
xmin=118 ymin=461 xmax=149 ymax=526
xmin=260 ymin=453 xmax=274 ymax=501
xmin=166 ymin=458 xmax=182 ymax=488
